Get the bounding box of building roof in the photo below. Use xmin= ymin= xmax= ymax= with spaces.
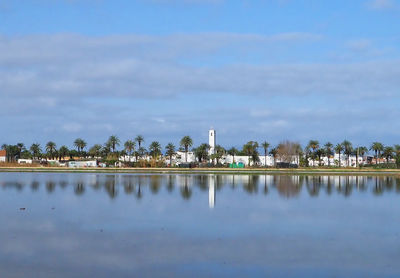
xmin=0 ymin=149 xmax=6 ymax=157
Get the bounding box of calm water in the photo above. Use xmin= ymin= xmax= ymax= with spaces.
xmin=1 ymin=173 xmax=400 ymax=277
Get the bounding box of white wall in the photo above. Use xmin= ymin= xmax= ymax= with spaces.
xmin=68 ymin=161 xmax=97 ymax=168
xmin=18 ymin=159 xmax=33 ymax=164
xmin=308 ymin=154 xmax=366 ymax=167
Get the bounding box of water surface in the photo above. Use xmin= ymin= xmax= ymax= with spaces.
xmin=1 ymin=173 xmax=400 ymax=277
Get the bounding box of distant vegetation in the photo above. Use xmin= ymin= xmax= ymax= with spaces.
xmin=1 ymin=136 xmax=400 ymax=168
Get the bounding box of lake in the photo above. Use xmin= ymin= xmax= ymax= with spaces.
xmin=1 ymin=172 xmax=400 ymax=277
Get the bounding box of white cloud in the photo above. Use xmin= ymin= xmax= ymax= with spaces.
xmin=62 ymin=123 xmax=83 ymax=133
xmin=367 ymin=0 xmax=397 ymax=10
xmin=0 ymin=32 xmax=399 ymax=146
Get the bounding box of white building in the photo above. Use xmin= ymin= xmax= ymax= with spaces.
xmin=17 ymin=159 xmax=33 ymax=164
xmin=209 ymin=129 xmax=216 ymax=156
xmin=68 ymin=161 xmax=97 ymax=168
xmin=0 ymin=150 xmax=6 ymax=162
xmin=308 ymin=154 xmax=366 ymax=167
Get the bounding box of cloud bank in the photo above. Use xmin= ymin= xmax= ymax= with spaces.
xmin=0 ymin=32 xmax=399 ymax=147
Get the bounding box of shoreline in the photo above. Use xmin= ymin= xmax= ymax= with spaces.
xmin=0 ymin=167 xmax=400 ymax=176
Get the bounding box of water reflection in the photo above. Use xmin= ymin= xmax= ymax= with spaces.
xmin=1 ymin=174 xmax=400 ymax=207
xmin=1 ymin=173 xmax=400 ymax=277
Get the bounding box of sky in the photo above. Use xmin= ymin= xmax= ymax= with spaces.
xmin=1 ymin=0 xmax=400 ymax=150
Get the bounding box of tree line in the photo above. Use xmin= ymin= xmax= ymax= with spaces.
xmin=2 ymin=136 xmax=400 ymax=168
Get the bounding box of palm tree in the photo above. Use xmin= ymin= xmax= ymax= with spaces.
xmin=243 ymin=141 xmax=259 ymax=166
xmin=124 ymin=140 xmax=136 ymax=161
xmin=30 ymin=143 xmax=42 ymax=160
xmin=135 ymin=135 xmax=144 ymax=149
xmin=383 ymin=146 xmax=394 ymax=163
xmin=138 ymin=147 xmax=147 ymax=159
xmin=214 ymin=145 xmax=226 ymax=165
xmin=370 ymin=142 xmax=384 ymax=165
xmin=293 ymin=143 xmax=303 ymax=166
xmin=107 ymin=135 xmax=120 ymax=153
xmin=316 ymin=148 xmax=325 ymax=166
xmin=16 ymin=143 xmax=25 ymax=159
xmin=394 ymin=144 xmax=400 ymax=155
xmin=227 ymin=147 xmax=239 ymax=164
xmin=342 ymin=140 xmax=353 ymax=167
xmin=180 ymin=136 xmax=193 ymax=162
xmin=58 ymin=146 xmax=69 ymax=160
xmin=307 ymin=140 xmax=319 ymax=166
xmin=46 ymin=141 xmax=57 ymax=160
xmin=335 ymin=143 xmax=343 ymax=167
xmin=324 ymin=142 xmax=333 ymax=166
xmin=89 ymin=144 xmax=102 ymax=158
xmin=355 ymin=146 xmax=368 ymax=167
xmin=73 ymin=138 xmax=87 ymax=155
xmin=358 ymin=146 xmax=368 ymax=157
xmin=270 ymin=148 xmax=277 ymax=167
xmin=261 ymin=141 xmax=270 ymax=167
xmin=149 ymin=141 xmax=162 ymax=159
xmin=165 ymin=143 xmax=176 ymax=166
xmin=194 ymin=143 xmax=209 ymax=162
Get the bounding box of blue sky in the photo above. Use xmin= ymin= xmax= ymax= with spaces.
xmin=1 ymin=0 xmax=400 ymax=150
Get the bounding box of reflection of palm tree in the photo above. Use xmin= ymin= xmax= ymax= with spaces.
xmin=59 ymin=180 xmax=68 ymax=189
xmin=74 ymin=182 xmax=85 ymax=195
xmin=31 ymin=181 xmax=40 ymax=191
xmin=180 ymin=185 xmax=192 ymax=200
xmin=167 ymin=175 xmax=175 ymax=192
xmin=105 ymin=175 xmax=118 ymax=199
xmin=123 ymin=176 xmax=134 ymax=194
xmin=395 ymin=178 xmax=400 ymax=193
xmin=243 ymin=175 xmax=258 ymax=194
xmin=326 ymin=176 xmax=333 ymax=195
xmin=275 ymin=176 xmax=301 ymax=198
xmin=46 ymin=181 xmax=56 ymax=193
xmin=150 ymin=176 xmax=161 ymax=194
xmin=135 ymin=179 xmax=143 ymax=200
xmin=263 ymin=175 xmax=268 ymax=195
xmin=373 ymin=177 xmax=383 ymax=195
xmin=343 ymin=176 xmax=352 ymax=197
xmin=306 ymin=177 xmax=320 ymax=197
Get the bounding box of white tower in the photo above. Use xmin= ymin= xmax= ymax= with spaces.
xmin=209 ymin=128 xmax=216 ymax=155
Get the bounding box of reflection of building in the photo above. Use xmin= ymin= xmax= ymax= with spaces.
xmin=208 ymin=174 xmax=216 ymax=208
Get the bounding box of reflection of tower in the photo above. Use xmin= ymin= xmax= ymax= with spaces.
xmin=208 ymin=175 xmax=216 ymax=208
xmin=209 ymin=129 xmax=216 ymax=155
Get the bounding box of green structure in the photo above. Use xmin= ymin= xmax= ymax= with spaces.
xmin=229 ymin=162 xmax=245 ymax=168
